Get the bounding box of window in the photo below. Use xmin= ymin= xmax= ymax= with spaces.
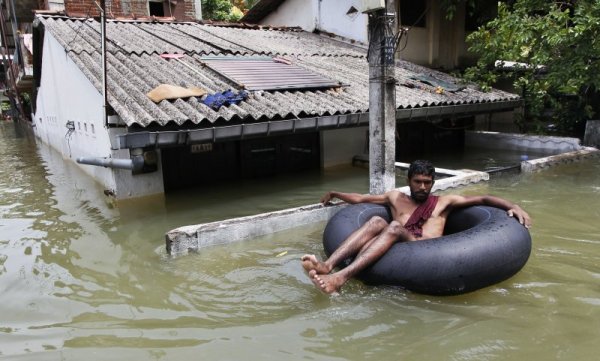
xmin=148 ymin=1 xmax=165 ymax=17
xmin=400 ymin=0 xmax=427 ymax=28
xmin=346 ymin=6 xmax=359 ymax=20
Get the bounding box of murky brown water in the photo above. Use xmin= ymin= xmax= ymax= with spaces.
xmin=1 ymin=121 xmax=599 ymax=360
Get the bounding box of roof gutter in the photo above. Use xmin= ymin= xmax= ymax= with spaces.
xmin=116 ymin=100 xmax=522 ymax=149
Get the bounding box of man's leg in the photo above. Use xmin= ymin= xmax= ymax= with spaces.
xmin=302 ymin=216 xmax=388 ymax=274
xmin=310 ymin=221 xmax=414 ymax=294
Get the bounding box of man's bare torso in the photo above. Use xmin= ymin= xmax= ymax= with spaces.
xmin=387 ymin=191 xmax=451 ymax=240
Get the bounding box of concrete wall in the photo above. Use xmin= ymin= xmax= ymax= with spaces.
xmin=521 ymin=148 xmax=600 ymax=172
xmin=398 ymin=0 xmax=470 ymax=69
xmin=320 ymin=126 xmax=367 ymax=168
xmin=33 ymin=32 xmax=114 ymax=188
xmin=473 ymin=110 xmax=521 ymax=133
xmin=33 ymin=33 xmax=164 ymax=199
xmin=584 ymin=120 xmax=600 ymax=148
xmin=317 ymin=0 xmax=368 ymax=43
xmin=465 ymin=131 xmax=582 ymax=153
xmin=261 ymin=0 xmax=368 ymax=43
xmin=262 ymin=0 xmax=319 ymax=32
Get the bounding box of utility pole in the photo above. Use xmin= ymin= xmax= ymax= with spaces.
xmin=366 ymin=0 xmax=397 ymax=194
xmin=100 ymin=0 xmax=108 ymax=127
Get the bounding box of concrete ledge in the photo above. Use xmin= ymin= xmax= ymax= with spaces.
xmin=521 ymin=147 xmax=600 ymax=172
xmin=166 ymin=202 xmax=345 ymax=257
xmin=431 ymin=169 xmax=490 ymax=191
xmin=466 ymin=130 xmax=582 ymax=152
xmin=165 ymin=167 xmax=489 ymax=256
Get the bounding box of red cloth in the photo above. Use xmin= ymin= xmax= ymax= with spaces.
xmin=404 ymin=195 xmax=439 ymax=238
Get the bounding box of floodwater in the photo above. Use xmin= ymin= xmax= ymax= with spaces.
xmin=1 ymin=121 xmax=599 ymax=360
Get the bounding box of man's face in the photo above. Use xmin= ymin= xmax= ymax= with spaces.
xmin=408 ymin=174 xmax=434 ymax=203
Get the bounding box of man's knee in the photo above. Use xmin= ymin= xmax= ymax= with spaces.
xmin=367 ymin=216 xmax=388 ymax=230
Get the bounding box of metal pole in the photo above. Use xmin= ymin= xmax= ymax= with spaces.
xmin=100 ymin=0 xmax=108 ymax=127
xmin=368 ymin=0 xmax=397 ymax=194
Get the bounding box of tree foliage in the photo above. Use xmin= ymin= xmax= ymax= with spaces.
xmin=464 ymin=0 xmax=600 ymax=136
xmin=202 ymin=0 xmax=239 ymax=21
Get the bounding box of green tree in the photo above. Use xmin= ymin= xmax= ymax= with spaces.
xmin=464 ymin=0 xmax=600 ymax=136
xmin=202 ymin=0 xmax=233 ymax=21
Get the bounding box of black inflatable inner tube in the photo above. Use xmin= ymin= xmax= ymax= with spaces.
xmin=322 ymin=203 xmax=532 ymax=295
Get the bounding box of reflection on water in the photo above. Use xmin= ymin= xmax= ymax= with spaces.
xmin=1 ymin=121 xmax=599 ymax=360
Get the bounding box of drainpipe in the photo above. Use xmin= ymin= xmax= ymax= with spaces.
xmin=316 ymin=0 xmax=322 ymax=32
xmin=77 ymin=153 xmax=144 ymax=171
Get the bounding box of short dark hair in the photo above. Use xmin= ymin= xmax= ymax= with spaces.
xmin=408 ymin=160 xmax=435 ymax=180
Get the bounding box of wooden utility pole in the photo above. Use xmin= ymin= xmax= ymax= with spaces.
xmin=367 ymin=0 xmax=397 ymax=194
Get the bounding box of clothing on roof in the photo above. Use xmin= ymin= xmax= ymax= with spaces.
xmin=147 ymin=84 xmax=207 ymax=103
xmin=202 ymin=90 xmax=249 ymax=110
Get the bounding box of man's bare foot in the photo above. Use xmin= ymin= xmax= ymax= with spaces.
xmin=309 ymin=269 xmax=344 ymax=295
xmin=301 ymin=254 xmax=330 ymax=274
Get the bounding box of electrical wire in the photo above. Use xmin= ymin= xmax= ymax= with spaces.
xmin=64 ymin=2 xmax=98 ymax=50
xmin=395 ymin=3 xmax=431 ymax=55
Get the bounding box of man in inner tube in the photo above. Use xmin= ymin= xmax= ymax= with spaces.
xmin=302 ymin=159 xmax=532 ymax=294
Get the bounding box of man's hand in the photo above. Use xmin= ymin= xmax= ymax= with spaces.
xmin=320 ymin=191 xmax=333 ymax=206
xmin=507 ymin=206 xmax=532 ymax=228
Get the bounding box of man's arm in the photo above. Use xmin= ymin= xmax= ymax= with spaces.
xmin=320 ymin=191 xmax=390 ymax=206
xmin=445 ymin=195 xmax=532 ymax=228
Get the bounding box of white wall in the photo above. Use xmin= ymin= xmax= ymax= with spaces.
xmin=33 ymin=33 xmax=164 ymax=199
xmin=33 ymin=33 xmax=116 ymax=187
xmin=262 ymin=0 xmax=318 ymax=31
xmin=317 ymin=0 xmax=368 ymax=43
xmin=261 ymin=0 xmax=368 ymax=43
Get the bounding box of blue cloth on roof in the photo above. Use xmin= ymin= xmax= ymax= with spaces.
xmin=202 ymin=90 xmax=249 ymax=110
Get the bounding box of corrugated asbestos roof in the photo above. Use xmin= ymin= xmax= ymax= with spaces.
xmin=36 ymin=15 xmax=520 ymax=129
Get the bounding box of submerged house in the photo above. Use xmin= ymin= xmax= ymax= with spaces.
xmin=31 ymin=14 xmax=519 ymax=200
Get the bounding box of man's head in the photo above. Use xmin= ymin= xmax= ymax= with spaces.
xmin=407 ymin=160 xmax=435 ymax=203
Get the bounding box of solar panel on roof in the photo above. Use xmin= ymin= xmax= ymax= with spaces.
xmin=200 ymin=56 xmax=343 ymax=91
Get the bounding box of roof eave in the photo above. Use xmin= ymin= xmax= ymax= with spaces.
xmin=116 ymin=99 xmax=522 ymax=149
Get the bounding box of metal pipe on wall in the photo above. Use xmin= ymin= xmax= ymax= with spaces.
xmin=77 ymin=156 xmax=138 ymax=170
